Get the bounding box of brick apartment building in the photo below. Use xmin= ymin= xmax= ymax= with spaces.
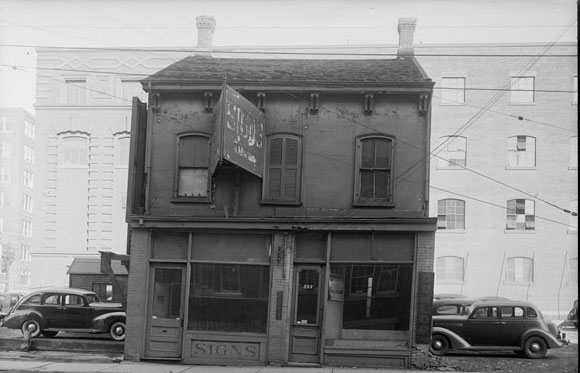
xmin=123 ymin=17 xmax=436 ymax=367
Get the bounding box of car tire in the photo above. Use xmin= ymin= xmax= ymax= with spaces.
xmin=21 ymin=319 xmax=41 ymax=338
xmin=523 ymin=336 xmax=548 ymax=359
xmin=109 ymin=321 xmax=126 ymax=341
xmin=41 ymin=331 xmax=58 ymax=338
xmin=429 ymin=334 xmax=450 ymax=356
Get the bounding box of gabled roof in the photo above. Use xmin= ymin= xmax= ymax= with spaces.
xmin=142 ymin=56 xmax=432 ymax=90
xmin=67 ymin=258 xmax=128 ymax=276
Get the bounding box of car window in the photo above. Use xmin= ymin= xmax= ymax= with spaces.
xmin=43 ymin=294 xmax=61 ymax=305
xmin=23 ymin=294 xmax=41 ymax=305
xmin=85 ymin=294 xmax=99 ymax=304
xmin=64 ymin=295 xmax=85 ymax=306
xmin=472 ymin=306 xmax=498 ymax=319
xmin=527 ymin=307 xmax=538 ymax=318
xmin=437 ymin=305 xmax=461 ymax=314
xmin=501 ymin=307 xmax=513 ymax=317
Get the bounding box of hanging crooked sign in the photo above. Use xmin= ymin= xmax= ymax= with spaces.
xmin=211 ymin=85 xmax=265 ymax=178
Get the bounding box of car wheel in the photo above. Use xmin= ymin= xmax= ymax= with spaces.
xmin=41 ymin=331 xmax=58 ymax=338
xmin=21 ymin=319 xmax=41 ymax=338
xmin=109 ymin=321 xmax=126 ymax=341
xmin=523 ymin=336 xmax=548 ymax=359
xmin=429 ymin=334 xmax=450 ymax=356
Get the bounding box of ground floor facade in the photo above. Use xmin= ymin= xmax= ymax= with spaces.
xmin=123 ymin=219 xmax=436 ymax=368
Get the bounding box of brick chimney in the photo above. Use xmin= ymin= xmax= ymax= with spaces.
xmin=397 ymin=17 xmax=417 ymax=57
xmin=196 ymin=15 xmax=216 ymax=57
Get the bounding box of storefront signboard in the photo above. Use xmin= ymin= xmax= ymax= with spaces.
xmin=415 ymin=271 xmax=434 ymax=344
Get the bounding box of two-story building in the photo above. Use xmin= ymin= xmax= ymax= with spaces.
xmin=124 ymin=17 xmax=436 ymax=368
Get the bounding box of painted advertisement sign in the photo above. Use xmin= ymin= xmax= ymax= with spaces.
xmin=211 ymin=85 xmax=265 ymax=178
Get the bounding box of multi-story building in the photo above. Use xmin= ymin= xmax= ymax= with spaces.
xmin=31 ymin=49 xmax=186 ymax=288
xmin=0 ymin=108 xmax=36 ymax=292
xmin=123 ymin=17 xmax=436 ymax=367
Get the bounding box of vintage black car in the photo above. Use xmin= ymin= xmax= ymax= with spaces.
xmin=0 ymin=288 xmax=126 ymax=341
xmin=430 ymin=300 xmax=564 ymax=359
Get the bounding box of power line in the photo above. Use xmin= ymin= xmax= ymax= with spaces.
xmin=0 ymin=43 xmax=576 ymax=57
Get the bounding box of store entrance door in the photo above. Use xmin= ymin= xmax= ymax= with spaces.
xmin=289 ymin=265 xmax=324 ymax=363
xmin=144 ymin=265 xmax=186 ymax=359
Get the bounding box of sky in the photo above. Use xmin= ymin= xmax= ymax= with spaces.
xmin=0 ymin=0 xmax=577 ymax=113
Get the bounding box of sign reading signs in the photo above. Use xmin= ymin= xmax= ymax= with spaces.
xmin=415 ymin=271 xmax=434 ymax=344
xmin=211 ymin=85 xmax=265 ymax=178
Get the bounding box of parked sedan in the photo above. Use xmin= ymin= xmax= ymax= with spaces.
xmin=430 ymin=300 xmax=564 ymax=359
xmin=0 ymin=288 xmax=126 ymax=341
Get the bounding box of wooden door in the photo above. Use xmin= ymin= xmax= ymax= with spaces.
xmin=145 ymin=266 xmax=185 ymax=358
xmin=289 ymin=266 xmax=324 ymax=363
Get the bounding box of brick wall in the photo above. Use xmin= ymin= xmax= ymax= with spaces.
xmin=266 ymin=232 xmax=294 ymax=364
xmin=124 ymin=229 xmax=150 ymax=361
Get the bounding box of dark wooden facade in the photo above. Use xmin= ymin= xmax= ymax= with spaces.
xmin=124 ymin=55 xmax=436 ymax=368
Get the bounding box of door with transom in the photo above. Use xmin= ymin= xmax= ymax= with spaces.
xmin=145 ymin=265 xmax=186 ymax=358
xmin=289 ymin=265 xmax=324 ymax=363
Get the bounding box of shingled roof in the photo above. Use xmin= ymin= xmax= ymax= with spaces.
xmin=67 ymin=258 xmax=128 ymax=276
xmin=142 ymin=56 xmax=432 ymax=89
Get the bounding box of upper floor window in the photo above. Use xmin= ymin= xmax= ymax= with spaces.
xmin=175 ymin=134 xmax=209 ymax=199
xmin=65 ymin=79 xmax=87 ymax=104
xmin=437 ymin=199 xmax=465 ymax=230
xmin=436 ymin=256 xmax=465 ymax=282
xmin=263 ymin=134 xmax=302 ymax=204
xmin=21 ymin=245 xmax=31 ymax=261
xmin=0 ymin=167 xmax=11 ymax=183
xmin=353 ymin=135 xmax=394 ymax=206
xmin=0 ymin=142 xmax=11 ymax=159
xmin=506 ymin=199 xmax=535 ymax=231
xmin=115 ymin=133 xmax=130 ymax=167
xmin=507 ymin=136 xmax=536 ymax=168
xmin=22 ymin=194 xmax=33 ymax=213
xmin=22 ymin=170 xmax=33 ymax=188
xmin=506 ymin=257 xmax=534 ymax=283
xmin=60 ymin=135 xmax=88 ymax=167
xmin=510 ymin=76 xmax=535 ymax=104
xmin=21 ymin=219 xmax=32 ymax=237
xmin=23 ymin=146 xmax=34 ymax=164
xmin=441 ymin=77 xmax=465 ymax=105
xmin=570 ymin=137 xmax=578 ymax=170
xmin=24 ymin=120 xmax=35 ymax=139
xmin=438 ymin=136 xmax=466 ymax=168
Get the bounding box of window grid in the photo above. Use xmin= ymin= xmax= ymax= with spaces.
xmin=506 ymin=257 xmax=534 ymax=283
xmin=506 ymin=199 xmax=535 ymax=231
xmin=0 ymin=142 xmax=12 ymax=158
xmin=176 ymin=134 xmax=209 ymax=198
xmin=21 ymin=245 xmax=31 ymax=261
xmin=21 ymin=219 xmax=32 ymax=237
xmin=22 ymin=170 xmax=33 ymax=188
xmin=23 ymin=146 xmax=34 ymax=164
xmin=354 ymin=136 xmax=394 ymax=206
xmin=437 ymin=199 xmax=465 ymax=230
xmin=22 ymin=194 xmax=33 ymax=213
xmin=61 ymin=136 xmax=88 ymax=166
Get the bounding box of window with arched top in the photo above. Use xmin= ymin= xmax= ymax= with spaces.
xmin=175 ymin=133 xmax=210 ymax=200
xmin=353 ymin=135 xmax=394 ymax=206
xmin=59 ymin=134 xmax=89 ymax=167
xmin=506 ymin=257 xmax=534 ymax=283
xmin=114 ymin=133 xmax=130 ymax=167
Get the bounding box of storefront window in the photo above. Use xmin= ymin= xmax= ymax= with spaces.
xmin=330 ymin=263 xmax=413 ymax=331
xmin=188 ymin=264 xmax=270 ymax=333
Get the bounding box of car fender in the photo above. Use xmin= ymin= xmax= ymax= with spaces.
xmin=432 ymin=326 xmax=471 ymax=349
xmin=2 ymin=310 xmax=46 ymax=330
xmin=92 ymin=311 xmax=126 ymax=332
xmin=520 ymin=328 xmax=563 ymax=349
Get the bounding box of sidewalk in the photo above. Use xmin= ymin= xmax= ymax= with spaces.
xmin=0 ymin=350 xmax=478 ymax=373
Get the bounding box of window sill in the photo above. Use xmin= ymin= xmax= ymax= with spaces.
xmin=569 ymin=166 xmax=578 ymax=170
xmin=567 ymin=230 xmax=578 ymax=234
xmin=59 ymin=165 xmax=89 ymax=169
xmin=508 ymin=102 xmax=536 ymax=106
xmin=260 ymin=200 xmax=302 ymax=206
xmin=440 ymin=102 xmax=465 ymax=106
xmin=436 ymin=230 xmax=466 ymax=234
xmin=504 ymin=229 xmax=536 ymax=234
xmin=352 ymin=200 xmax=395 ymax=208
xmin=505 ymin=166 xmax=536 ymax=171
xmin=171 ymin=197 xmax=211 ymax=204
